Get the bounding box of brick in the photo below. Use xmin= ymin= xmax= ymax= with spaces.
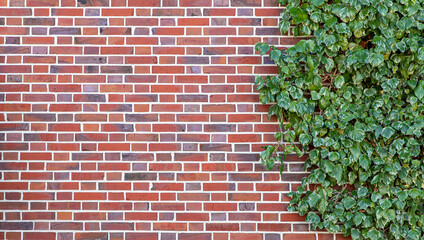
xmin=0 ymin=222 xmax=33 ymax=230
xmin=0 ymin=8 xmax=32 ymax=16
xmin=258 ymin=223 xmax=291 ymax=232
xmin=178 ymin=233 xmax=211 ymax=240
xmin=204 ymin=203 xmax=237 ymax=211
xmin=101 ymin=66 xmax=133 ymax=73
xmin=0 ymin=46 xmax=31 ymax=54
xmin=206 ymin=223 xmax=239 ymax=231
xmin=128 ymin=0 xmax=159 ymax=6
xmin=49 ymin=27 xmax=81 ymax=35
xmin=100 ymin=27 xmax=131 ymax=35
xmin=231 ymin=233 xmax=263 ymax=240
xmin=0 ymin=202 xmax=28 ymax=210
xmin=150 ymin=203 xmax=184 ymax=211
xmin=0 ymin=65 xmax=31 ymax=73
xmin=23 ymin=233 xmax=56 ymax=240
xmin=180 ymin=0 xmax=211 ymax=7
xmin=75 ymin=233 xmax=108 ymax=240
xmin=126 ymin=233 xmax=158 ymax=240
xmin=125 ymin=173 xmax=157 ymax=181
xmin=0 ymin=182 xmax=28 ymax=190
xmin=125 ymin=212 xmax=157 ymax=221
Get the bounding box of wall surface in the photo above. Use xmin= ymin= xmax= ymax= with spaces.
xmin=0 ymin=0 xmax=348 ymax=239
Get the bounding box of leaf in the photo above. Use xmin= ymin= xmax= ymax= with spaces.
xmin=333 ymin=75 xmax=345 ymax=88
xmin=379 ymin=199 xmax=392 ymax=210
xmin=351 ymin=228 xmax=361 ymax=239
xmin=270 ymin=50 xmax=281 ymax=61
xmin=349 ymin=129 xmax=365 ymax=142
xmin=308 ymin=192 xmax=321 ymax=208
xmin=289 ymin=7 xmax=308 ymax=23
xmin=353 ymin=212 xmax=364 ymax=226
xmin=381 ymin=127 xmax=395 ymax=139
xmin=418 ymin=47 xmax=424 ymax=61
xmin=323 ymin=35 xmax=337 ymax=46
xmin=377 ymin=5 xmax=388 ymax=16
xmin=384 ymin=209 xmax=396 ymax=221
xmin=310 ymin=0 xmax=324 ymax=7
xmin=332 ymin=164 xmax=343 ymax=182
xmin=367 ymin=53 xmax=384 ymax=67
xmin=311 ymin=91 xmax=320 ymax=100
xmin=414 ymin=80 xmax=424 ymax=100
xmin=357 ymin=187 xmax=368 ymax=197
xmin=255 ymin=42 xmax=269 ymax=55
xmin=279 ymin=21 xmax=290 ymax=34
xmin=367 ymin=229 xmax=381 ymax=240
xmin=299 ymin=133 xmax=312 ymax=145
xmin=306 ymin=212 xmax=321 ymax=224
xmin=342 ymin=197 xmax=355 ymax=210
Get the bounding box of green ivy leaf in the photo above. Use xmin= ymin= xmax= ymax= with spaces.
xmin=289 ymin=7 xmax=308 ymax=23
xmin=414 ymin=80 xmax=424 ymax=100
xmin=333 ymin=75 xmax=345 ymax=88
xmin=310 ymin=0 xmax=324 ymax=7
xmin=342 ymin=197 xmax=356 ymax=210
xmin=306 ymin=212 xmax=321 ymax=224
xmin=379 ymin=199 xmax=392 ymax=210
xmin=308 ymin=192 xmax=321 ymax=208
xmin=367 ymin=53 xmax=384 ymax=67
xmin=381 ymin=127 xmax=395 ymax=139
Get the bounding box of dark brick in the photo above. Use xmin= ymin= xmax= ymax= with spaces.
xmin=100 ymin=104 xmax=132 ymax=112
xmin=75 ymin=133 xmax=105 ymax=142
xmin=75 ymin=57 xmax=107 ymax=64
xmin=125 ymin=114 xmax=158 ymax=122
xmin=24 ymin=114 xmax=56 ymax=122
xmin=75 ymin=18 xmax=107 ymax=26
xmin=125 ymin=94 xmax=158 ymax=102
xmin=77 ymin=0 xmax=109 ymax=6
xmin=100 ymin=27 xmax=131 ymax=35
xmin=280 ymin=173 xmax=309 ymax=181
xmin=177 ymin=95 xmax=208 ymax=102
xmin=125 ymin=75 xmax=157 ymax=83
xmin=231 ymin=0 xmax=261 ymax=6
xmin=227 ymin=153 xmax=259 ymax=162
xmin=204 ymin=124 xmax=236 ymax=132
xmin=125 ymin=172 xmax=157 ymax=180
xmin=200 ymin=144 xmax=232 ymax=151
xmin=177 ymin=56 xmax=209 ymax=64
xmin=49 ymin=27 xmax=81 ymax=35
xmin=23 ymin=18 xmax=55 ymax=25
xmin=0 ymin=46 xmax=30 ymax=54
xmin=101 ymin=66 xmax=133 ymax=73
xmin=256 ymin=28 xmax=280 ymax=35
xmin=0 ymin=123 xmax=29 ymax=131
xmin=122 ymin=153 xmax=154 ymax=161
xmin=51 ymin=222 xmax=83 ymax=230
xmin=229 ymin=173 xmax=262 ymax=181
xmin=0 ymin=222 xmax=33 ymax=230
xmin=74 ymin=94 xmax=106 ymax=102
xmin=101 ymin=124 xmax=134 ymax=132
xmin=85 ymin=66 xmax=99 ymax=73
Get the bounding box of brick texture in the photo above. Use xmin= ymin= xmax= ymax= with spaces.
xmin=0 ymin=0 xmax=345 ymax=239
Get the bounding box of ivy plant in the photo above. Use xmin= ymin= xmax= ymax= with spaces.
xmin=255 ymin=0 xmax=424 ymax=239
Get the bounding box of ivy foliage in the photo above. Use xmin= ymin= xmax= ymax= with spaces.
xmin=255 ymin=0 xmax=424 ymax=239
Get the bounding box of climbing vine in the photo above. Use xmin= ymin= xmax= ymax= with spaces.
xmin=255 ymin=0 xmax=424 ymax=239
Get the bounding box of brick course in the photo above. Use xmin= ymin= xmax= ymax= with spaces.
xmin=0 ymin=0 xmax=348 ymax=239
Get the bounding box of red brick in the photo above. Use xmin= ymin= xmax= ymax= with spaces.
xmin=180 ymin=0 xmax=211 ymax=6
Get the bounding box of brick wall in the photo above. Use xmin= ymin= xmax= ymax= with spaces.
xmin=0 ymin=0 xmax=347 ymax=239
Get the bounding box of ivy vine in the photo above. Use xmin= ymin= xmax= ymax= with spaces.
xmin=255 ymin=0 xmax=424 ymax=239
